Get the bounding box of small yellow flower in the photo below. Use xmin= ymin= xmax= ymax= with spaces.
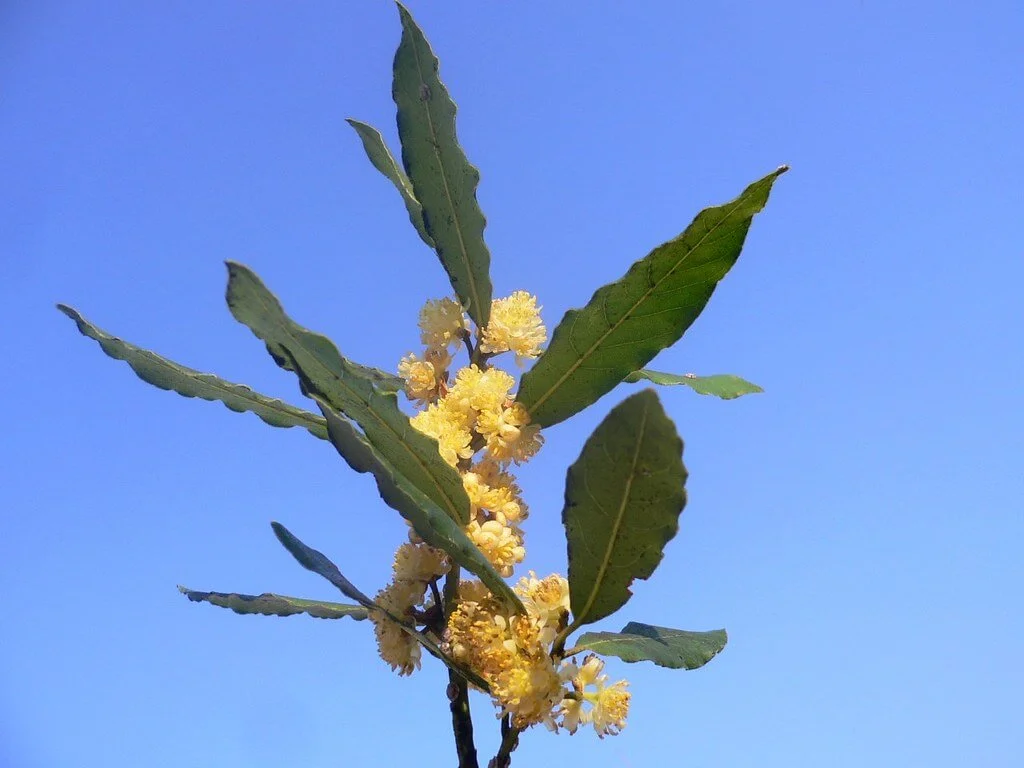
xmin=480 ymin=291 xmax=547 ymax=362
xmin=591 ymin=680 xmax=630 ymax=738
xmin=445 ymin=582 xmax=515 ymax=676
xmin=392 ymin=542 xmax=448 ymax=584
xmin=446 ymin=580 xmax=580 ymax=730
xmin=477 ymin=402 xmax=543 ymax=464
xmin=419 ymin=297 xmax=466 ymax=351
xmin=410 ymin=402 xmax=473 ymax=467
xmin=466 ymin=519 xmax=525 ymax=577
xmin=462 ymin=460 xmax=528 ymax=524
xmin=562 ymin=655 xmax=631 ymax=737
xmin=443 ymin=365 xmax=515 ymax=425
xmin=491 ymin=656 xmax=565 ymax=729
xmin=369 ymin=580 xmax=422 ymax=676
xmin=515 ymin=572 xmax=569 ymax=631
xmin=398 ymin=353 xmax=440 ymax=405
xmin=558 ymin=695 xmax=587 ymax=734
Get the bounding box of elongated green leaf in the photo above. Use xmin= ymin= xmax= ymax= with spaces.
xmin=225 ymin=262 xmax=469 ymax=525
xmin=56 ymin=303 xmax=329 ymax=439
xmin=563 ymin=390 xmax=686 ymax=629
xmin=623 ymin=370 xmax=763 ymax=399
xmin=271 ymin=522 xmax=377 ymax=606
xmin=518 ymin=168 xmax=787 ymax=427
xmin=178 ymin=586 xmax=368 ymax=620
xmin=317 ymin=400 xmax=525 ymax=615
xmin=346 ymin=118 xmax=433 ymax=248
xmin=392 ymin=2 xmax=492 ymax=328
xmin=271 ymin=521 xmax=490 ymax=690
xmin=575 ymin=622 xmax=727 ymax=670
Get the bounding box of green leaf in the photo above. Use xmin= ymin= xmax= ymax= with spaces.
xmin=346 ymin=118 xmax=433 ymax=248
xmin=56 ymin=303 xmax=329 ymax=440
xmin=392 ymin=2 xmax=492 ymax=329
xmin=575 ymin=622 xmax=727 ymax=670
xmin=271 ymin=521 xmax=490 ymax=690
xmin=563 ymin=390 xmax=686 ymax=629
xmin=623 ymin=370 xmax=763 ymax=399
xmin=225 ymin=262 xmax=470 ymax=525
xmin=178 ymin=586 xmax=368 ymax=620
xmin=270 ymin=522 xmax=378 ymax=607
xmin=517 ymin=167 xmax=787 ymax=427
xmin=317 ymin=401 xmax=525 ymax=615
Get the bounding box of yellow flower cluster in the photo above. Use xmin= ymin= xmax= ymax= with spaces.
xmin=419 ymin=297 xmax=466 ymax=351
xmin=408 ymin=364 xmax=543 ymax=469
xmin=560 ymin=655 xmax=631 ymax=738
xmin=397 ymin=299 xmax=464 ymax=405
xmin=381 ymin=294 xmax=628 ymax=736
xmin=368 ymin=542 xmax=449 ymax=676
xmin=480 ymin=291 xmax=547 ymax=363
xmin=445 ymin=575 xmax=573 ymax=729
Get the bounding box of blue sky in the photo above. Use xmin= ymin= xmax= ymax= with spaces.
xmin=2 ymin=1 xmax=1022 ymax=766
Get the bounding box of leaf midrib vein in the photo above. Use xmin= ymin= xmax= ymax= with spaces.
xmin=406 ymin=24 xmax=483 ymax=325
xmin=527 ymin=192 xmax=754 ymax=416
xmin=576 ymin=402 xmax=650 ymax=624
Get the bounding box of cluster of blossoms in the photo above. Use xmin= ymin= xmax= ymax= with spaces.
xmin=367 ymin=291 xmax=630 ymax=737
xmin=370 ymin=541 xmax=449 ymax=676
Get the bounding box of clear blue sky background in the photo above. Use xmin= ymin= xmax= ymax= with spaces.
xmin=2 ymin=1 xmax=1021 ymax=766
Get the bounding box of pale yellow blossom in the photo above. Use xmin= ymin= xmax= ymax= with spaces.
xmin=558 ymin=695 xmax=587 ymax=734
xmin=462 ymin=460 xmax=528 ymax=524
xmin=561 ymin=654 xmax=631 ymax=737
xmin=369 ymin=580 xmax=422 ymax=676
xmin=591 ymin=680 xmax=630 ymax=737
xmin=446 ymin=579 xmax=581 ymax=730
xmin=480 ymin=291 xmax=547 ymax=362
xmin=398 ymin=353 xmax=440 ymax=405
xmin=443 ymin=366 xmax=515 ymax=425
xmin=476 ymin=402 xmax=543 ymax=464
xmin=392 ymin=542 xmax=448 ymax=584
xmin=491 ymin=656 xmax=565 ymax=729
xmin=410 ymin=402 xmax=474 ymax=467
xmin=419 ymin=297 xmax=466 ymax=351
xmin=515 ymin=572 xmax=569 ymax=634
xmin=466 ymin=519 xmax=525 ymax=577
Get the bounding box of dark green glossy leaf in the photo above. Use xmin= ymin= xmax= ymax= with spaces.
xmin=271 ymin=521 xmax=489 ymax=689
xmin=56 ymin=303 xmax=328 ymax=439
xmin=317 ymin=401 xmax=525 ymax=615
xmin=623 ymin=370 xmax=763 ymax=399
xmin=392 ymin=2 xmax=492 ymax=328
xmin=270 ymin=522 xmax=377 ymax=606
xmin=575 ymin=622 xmax=727 ymax=670
xmin=518 ymin=168 xmax=787 ymax=427
xmin=225 ymin=262 xmax=469 ymax=525
xmin=563 ymin=390 xmax=686 ymax=628
xmin=346 ymin=118 xmax=433 ymax=248
xmin=178 ymin=586 xmax=368 ymax=620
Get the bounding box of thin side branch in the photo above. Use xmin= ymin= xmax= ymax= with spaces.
xmin=488 ymin=717 xmax=523 ymax=768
